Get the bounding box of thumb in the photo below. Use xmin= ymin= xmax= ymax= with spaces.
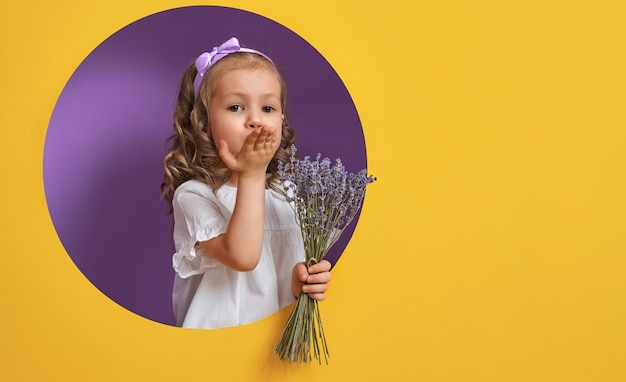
xmin=294 ymin=262 xmax=309 ymax=282
xmin=217 ymin=140 xmax=236 ymax=169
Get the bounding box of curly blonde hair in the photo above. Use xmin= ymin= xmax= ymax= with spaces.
xmin=161 ymin=52 xmax=295 ymax=208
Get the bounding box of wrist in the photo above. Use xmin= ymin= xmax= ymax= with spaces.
xmin=237 ymin=171 xmax=267 ymax=185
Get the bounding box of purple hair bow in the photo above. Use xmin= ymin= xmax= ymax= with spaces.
xmin=192 ymin=37 xmax=274 ymax=99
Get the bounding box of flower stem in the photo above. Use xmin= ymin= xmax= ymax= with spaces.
xmin=274 ymin=294 xmax=329 ymax=364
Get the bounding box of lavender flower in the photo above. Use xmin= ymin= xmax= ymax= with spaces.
xmin=274 ymin=145 xmax=376 ymax=364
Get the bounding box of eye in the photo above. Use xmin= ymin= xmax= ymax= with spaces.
xmin=262 ymin=106 xmax=275 ymax=113
xmin=228 ymin=105 xmax=243 ymax=112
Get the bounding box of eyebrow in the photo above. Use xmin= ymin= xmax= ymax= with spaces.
xmin=221 ymin=90 xmax=280 ymax=98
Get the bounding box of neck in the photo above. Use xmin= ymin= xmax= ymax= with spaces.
xmin=226 ymin=173 xmax=239 ymax=187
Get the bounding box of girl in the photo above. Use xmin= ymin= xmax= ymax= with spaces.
xmin=162 ymin=37 xmax=331 ymax=329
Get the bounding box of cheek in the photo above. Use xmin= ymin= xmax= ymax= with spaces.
xmin=276 ymin=114 xmax=285 ymax=131
xmin=207 ymin=113 xmax=232 ymax=142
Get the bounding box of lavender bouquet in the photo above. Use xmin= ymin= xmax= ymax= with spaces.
xmin=274 ymin=146 xmax=376 ymax=364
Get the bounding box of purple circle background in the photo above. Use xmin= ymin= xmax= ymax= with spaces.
xmin=44 ymin=6 xmax=367 ymax=326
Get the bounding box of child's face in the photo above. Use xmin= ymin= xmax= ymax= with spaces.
xmin=208 ymin=68 xmax=284 ymax=157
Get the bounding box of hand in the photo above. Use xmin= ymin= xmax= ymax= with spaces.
xmin=218 ymin=126 xmax=279 ymax=178
xmin=292 ymin=260 xmax=332 ymax=301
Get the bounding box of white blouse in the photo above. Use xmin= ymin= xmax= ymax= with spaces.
xmin=171 ymin=180 xmax=304 ymax=329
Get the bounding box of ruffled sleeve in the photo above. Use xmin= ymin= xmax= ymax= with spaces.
xmin=171 ymin=182 xmax=229 ymax=278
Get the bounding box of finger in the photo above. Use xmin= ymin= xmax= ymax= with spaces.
xmin=263 ymin=132 xmax=274 ymax=151
xmin=307 ymin=292 xmax=327 ymax=302
xmin=302 ymin=282 xmax=328 ymax=294
xmin=255 ymin=126 xmax=275 ymax=149
xmin=308 ymin=259 xmax=331 ymax=274
xmin=252 ymin=131 xmax=266 ymax=152
xmin=244 ymin=128 xmax=263 ymax=152
xmin=294 ymin=262 xmax=309 ymax=283
xmin=306 ymin=271 xmax=331 ymax=284
xmin=258 ymin=127 xmax=275 ymax=152
xmin=270 ymin=125 xmax=281 ymax=148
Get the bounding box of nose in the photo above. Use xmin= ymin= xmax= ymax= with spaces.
xmin=247 ymin=109 xmax=263 ymax=129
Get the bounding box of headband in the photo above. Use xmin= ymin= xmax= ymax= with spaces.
xmin=193 ymin=37 xmax=274 ymax=99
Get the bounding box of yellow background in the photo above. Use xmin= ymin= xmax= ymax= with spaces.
xmin=2 ymin=1 xmax=625 ymax=381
